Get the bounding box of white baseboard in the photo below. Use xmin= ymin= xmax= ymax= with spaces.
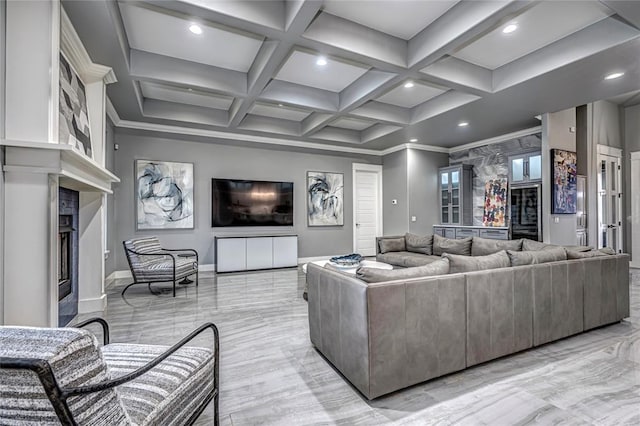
xmin=78 ymin=294 xmax=107 ymax=314
xmin=630 ymin=261 xmax=640 ymax=269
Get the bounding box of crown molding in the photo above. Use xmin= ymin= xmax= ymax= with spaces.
xmin=448 ymin=126 xmax=542 ymax=153
xmin=60 ymin=8 xmax=117 ymax=85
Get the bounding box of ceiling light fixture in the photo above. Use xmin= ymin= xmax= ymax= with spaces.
xmin=458 ymin=122 xmax=469 ymax=127
xmin=404 ymin=81 xmax=415 ymax=88
xmin=189 ymin=24 xmax=203 ymax=35
xmin=604 ymin=72 xmax=624 ymax=80
xmin=278 ymin=103 xmax=284 ymax=107
xmin=316 ymin=56 xmax=327 ymax=66
xmin=502 ymin=24 xmax=517 ymax=34
xmin=409 ymin=138 xmax=418 ymax=142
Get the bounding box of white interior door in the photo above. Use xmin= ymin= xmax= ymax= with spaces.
xmin=597 ymin=147 xmax=623 ymax=252
xmin=353 ymin=164 xmax=382 ymax=256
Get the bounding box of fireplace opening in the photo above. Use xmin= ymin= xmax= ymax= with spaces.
xmin=58 ymin=215 xmax=73 ymax=301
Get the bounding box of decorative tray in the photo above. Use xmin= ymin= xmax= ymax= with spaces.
xmin=329 ymin=253 xmax=363 ymax=267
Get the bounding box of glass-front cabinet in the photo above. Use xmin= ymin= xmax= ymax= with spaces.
xmin=509 ymin=152 xmax=542 ymax=184
xmin=438 ymin=165 xmax=473 ymax=225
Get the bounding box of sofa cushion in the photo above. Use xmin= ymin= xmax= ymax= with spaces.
xmin=133 ymin=257 xmax=198 ymax=281
xmin=404 ymin=233 xmax=433 ymax=255
xmin=522 ymin=239 xmax=592 ymax=253
xmin=102 ymin=343 xmax=215 ymax=426
xmin=507 ymin=247 xmax=567 ymax=266
xmin=443 ymin=250 xmax=510 ymax=274
xmin=378 ymin=237 xmax=406 ymax=253
xmin=471 ymin=237 xmax=523 ymax=256
xmin=433 ymin=234 xmax=472 ymax=256
xmin=566 ymin=247 xmax=616 ymax=259
xmin=376 ymin=252 xmax=440 ymax=268
xmin=356 ymin=258 xmax=449 ymax=283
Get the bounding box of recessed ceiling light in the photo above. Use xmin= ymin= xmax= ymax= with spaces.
xmin=189 ymin=24 xmax=202 ymax=35
xmin=604 ymin=72 xmax=624 ymax=80
xmin=187 ymin=88 xmax=193 ymax=92
xmin=404 ymin=81 xmax=415 ymax=89
xmin=458 ymin=122 xmax=469 ymax=127
xmin=502 ymin=24 xmax=517 ymax=34
xmin=278 ymin=103 xmax=284 ymax=107
xmin=316 ymin=56 xmax=327 ymax=66
xmin=409 ymin=138 xmax=418 ymax=142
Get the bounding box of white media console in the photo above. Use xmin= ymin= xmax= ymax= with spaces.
xmin=215 ymin=235 xmax=298 ymax=272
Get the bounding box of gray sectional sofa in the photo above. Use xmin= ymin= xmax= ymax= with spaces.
xmin=306 ymin=234 xmax=630 ymax=400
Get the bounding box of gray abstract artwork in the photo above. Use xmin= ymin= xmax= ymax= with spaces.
xmin=59 ymin=53 xmax=92 ymax=158
xmin=307 ymin=171 xmax=344 ymax=226
xmin=136 ymin=160 xmax=194 ymax=229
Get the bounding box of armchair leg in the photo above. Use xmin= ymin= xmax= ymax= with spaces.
xmin=196 ymin=270 xmax=199 ymax=287
xmin=173 ymin=278 xmax=176 ymax=297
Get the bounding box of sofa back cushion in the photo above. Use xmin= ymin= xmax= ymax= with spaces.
xmin=433 ymin=234 xmax=472 ymax=256
xmin=566 ymin=247 xmax=615 ymax=259
xmin=507 ymin=247 xmax=567 ymax=266
xmin=404 ymin=233 xmax=433 ymax=255
xmin=378 ymin=237 xmax=406 ymax=253
xmin=471 ymin=237 xmax=523 ymax=256
xmin=443 ymin=250 xmax=510 ymax=274
xmin=356 ymin=258 xmax=449 ymax=283
xmin=522 ymin=239 xmax=591 ymax=253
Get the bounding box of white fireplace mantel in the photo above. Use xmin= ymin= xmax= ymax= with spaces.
xmin=1 ymin=139 xmax=120 ymax=193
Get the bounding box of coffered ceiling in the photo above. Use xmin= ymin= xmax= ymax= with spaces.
xmin=63 ymin=0 xmax=640 ymax=152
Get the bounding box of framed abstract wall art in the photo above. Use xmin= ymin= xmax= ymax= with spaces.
xmin=136 ymin=160 xmax=194 ymax=229
xmin=307 ymin=171 xmax=344 ymax=226
xmin=482 ymin=178 xmax=508 ymax=227
xmin=59 ymin=53 xmax=93 ymax=158
xmin=551 ymin=149 xmax=577 ymax=214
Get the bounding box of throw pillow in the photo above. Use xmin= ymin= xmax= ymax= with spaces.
xmin=471 ymin=237 xmax=523 ymax=256
xmin=378 ymin=237 xmax=406 ymax=254
xmin=566 ymin=247 xmax=616 ymax=259
xmin=356 ymin=259 xmax=449 ymax=283
xmin=443 ymin=250 xmax=510 ymax=274
xmin=405 ymin=233 xmax=433 ymax=255
xmin=507 ymin=247 xmax=567 ymax=266
xmin=433 ymin=234 xmax=472 ymax=256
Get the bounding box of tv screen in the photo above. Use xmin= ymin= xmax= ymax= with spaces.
xmin=211 ymin=179 xmax=294 ymax=227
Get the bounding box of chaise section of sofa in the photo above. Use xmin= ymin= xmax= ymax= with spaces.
xmin=307 ymin=253 xmax=630 ymax=400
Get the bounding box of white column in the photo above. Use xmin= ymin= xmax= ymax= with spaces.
xmin=631 ymin=152 xmax=640 ymax=268
xmin=4 ymin=169 xmax=59 ymax=326
xmin=5 ymin=0 xmax=60 ymax=143
xmin=78 ymin=192 xmax=107 ymax=313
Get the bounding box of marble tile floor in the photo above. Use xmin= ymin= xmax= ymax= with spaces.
xmin=76 ymin=268 xmax=640 ymax=425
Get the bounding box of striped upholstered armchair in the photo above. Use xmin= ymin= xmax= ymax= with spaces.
xmin=0 ymin=318 xmax=219 ymax=425
xmin=123 ymin=237 xmax=198 ymax=297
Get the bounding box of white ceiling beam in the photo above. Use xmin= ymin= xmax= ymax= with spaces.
xmin=408 ymin=0 xmax=535 ymax=68
xmin=260 ymin=80 xmax=339 ymax=112
xmin=361 ymin=124 xmax=404 ymax=144
xmin=350 ymin=101 xmax=410 ymax=126
xmin=143 ymin=99 xmax=229 ymax=127
xmin=301 ymin=112 xmax=335 ymax=136
xmin=410 ymin=91 xmax=482 ymax=124
xmin=493 ymin=17 xmax=640 ymax=92
xmin=303 ymin=12 xmax=407 ymax=67
xmin=420 ymin=56 xmax=493 ymax=94
xmin=599 ymin=1 xmax=640 ymax=30
xmin=339 ymin=70 xmax=398 ymax=111
xmin=227 ymin=1 xmax=322 ymax=127
xmin=237 ymin=114 xmax=301 ymax=136
xmin=309 ymin=127 xmax=361 ymax=144
xmin=130 ymin=49 xmax=247 ymax=97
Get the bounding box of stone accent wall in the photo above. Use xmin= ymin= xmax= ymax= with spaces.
xmin=449 ymin=134 xmax=542 ymax=226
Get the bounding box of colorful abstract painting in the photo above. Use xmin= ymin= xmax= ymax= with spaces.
xmin=136 ymin=160 xmax=194 ymax=229
xmin=59 ymin=53 xmax=92 ymax=158
xmin=307 ymin=171 xmax=344 ymax=226
xmin=551 ymin=149 xmax=577 ymax=214
xmin=482 ymin=178 xmax=508 ymax=227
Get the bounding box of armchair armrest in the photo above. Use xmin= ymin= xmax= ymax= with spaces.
xmin=162 ymin=248 xmax=198 ymax=261
xmin=73 ymin=317 xmax=110 ymax=345
xmin=62 ymin=322 xmax=219 ymax=398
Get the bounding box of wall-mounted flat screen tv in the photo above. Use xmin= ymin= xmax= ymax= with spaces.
xmin=211 ymin=178 xmax=294 ymax=227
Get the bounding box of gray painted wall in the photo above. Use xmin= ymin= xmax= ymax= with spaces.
xmin=593 ymin=100 xmax=623 ymax=148
xmin=623 ymin=103 xmax=640 ymax=256
xmin=407 ymin=149 xmax=449 ymax=234
xmin=542 ymin=108 xmax=578 ymax=245
xmin=382 ymin=150 xmax=408 ymax=236
xmin=449 ymin=134 xmax=542 ymax=226
xmin=112 ymin=130 xmax=380 ymax=270
xmin=105 ymin=120 xmax=116 ymax=276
